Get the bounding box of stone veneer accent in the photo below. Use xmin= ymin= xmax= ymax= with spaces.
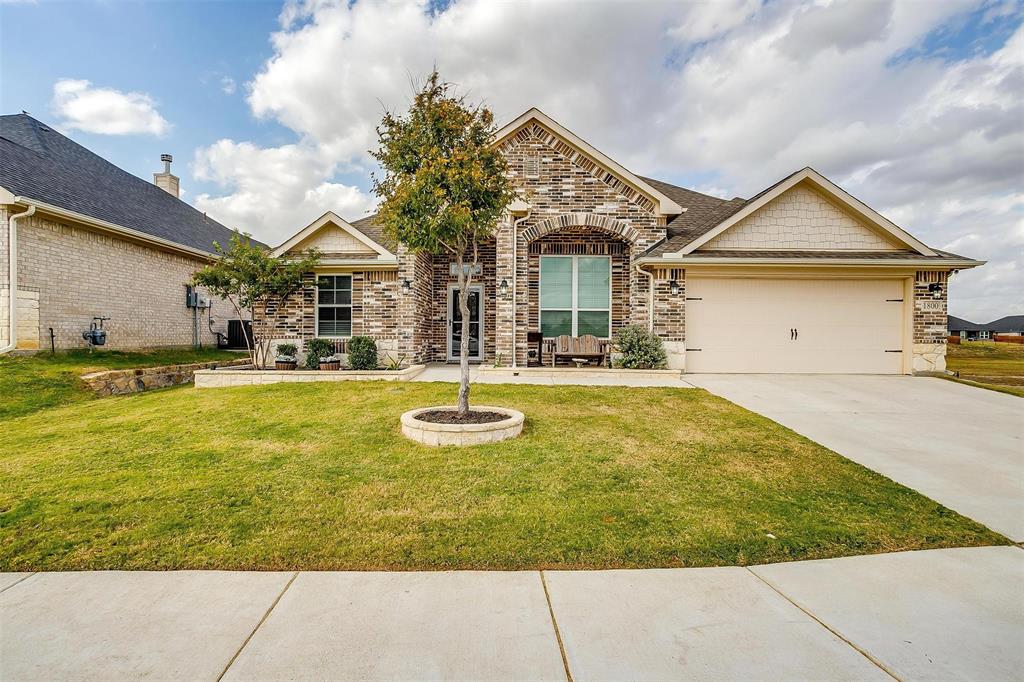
xmin=0 ymin=208 xmax=231 ymax=350
xmin=81 ymin=358 xmax=250 ymax=395
xmin=912 ymin=270 xmax=949 ymax=372
xmin=703 ymin=184 xmax=899 ymax=251
xmin=194 ymin=364 xmax=426 ymax=388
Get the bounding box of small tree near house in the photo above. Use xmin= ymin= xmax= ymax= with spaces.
xmin=192 ymin=233 xmax=320 ymax=369
xmin=372 ymin=72 xmax=516 ymax=415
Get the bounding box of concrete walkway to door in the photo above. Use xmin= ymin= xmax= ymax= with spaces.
xmin=411 ymin=362 xmax=695 ymax=387
xmin=687 ymin=375 xmax=1024 ymax=541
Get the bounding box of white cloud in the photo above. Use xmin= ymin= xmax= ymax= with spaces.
xmin=220 ymin=76 xmax=237 ymax=95
xmin=192 ymin=139 xmax=376 ymax=244
xmin=51 ymin=79 xmax=169 ymax=136
xmin=193 ymin=0 xmax=1022 ymax=319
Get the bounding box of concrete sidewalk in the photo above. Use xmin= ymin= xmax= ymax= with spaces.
xmin=2 ymin=546 xmax=1021 ymax=681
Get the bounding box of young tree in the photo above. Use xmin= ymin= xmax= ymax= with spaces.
xmin=192 ymin=233 xmax=320 ymax=368
xmin=372 ymin=72 xmax=516 ymax=415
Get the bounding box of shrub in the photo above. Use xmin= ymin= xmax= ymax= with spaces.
xmin=304 ymin=338 xmax=335 ymax=369
xmin=348 ymin=336 xmax=378 ymax=370
xmin=614 ymin=325 xmax=667 ymax=369
xmin=276 ymin=342 xmax=298 ymax=359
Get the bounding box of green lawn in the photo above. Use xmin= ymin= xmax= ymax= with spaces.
xmin=946 ymin=341 xmax=1024 ymax=398
xmin=0 ymin=379 xmax=1004 ymax=571
xmin=0 ymin=348 xmax=243 ymax=420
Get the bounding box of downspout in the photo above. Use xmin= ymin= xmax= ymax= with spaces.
xmin=510 ymin=211 xmax=530 ymax=368
xmin=635 ymin=262 xmax=656 ymax=332
xmin=1 ymin=203 xmax=36 ymax=354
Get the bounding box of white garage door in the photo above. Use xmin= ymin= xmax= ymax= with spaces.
xmin=686 ymin=277 xmax=905 ymax=374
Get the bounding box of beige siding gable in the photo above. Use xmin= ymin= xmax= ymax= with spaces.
xmin=291 ymin=223 xmax=378 ymax=256
xmin=702 ymin=183 xmax=901 ymax=251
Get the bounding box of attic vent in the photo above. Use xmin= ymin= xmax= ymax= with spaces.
xmin=524 ymin=152 xmax=540 ymax=179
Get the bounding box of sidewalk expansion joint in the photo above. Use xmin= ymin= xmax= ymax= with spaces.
xmin=217 ymin=570 xmax=299 ymax=681
xmin=0 ymin=572 xmax=38 ymax=595
xmin=745 ymin=567 xmax=901 ymax=681
xmin=539 ymin=571 xmax=574 ymax=682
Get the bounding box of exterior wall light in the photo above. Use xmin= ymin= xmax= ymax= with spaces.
xmin=498 ymin=278 xmax=509 ymax=298
xmin=928 ymin=282 xmax=942 ymax=298
xmin=402 ymin=279 xmax=412 ymax=294
xmin=669 ymin=280 xmax=680 ymax=296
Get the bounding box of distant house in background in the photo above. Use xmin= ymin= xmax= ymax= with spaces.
xmin=948 ymin=314 xmax=1024 ymax=340
xmin=0 ymin=113 xmax=261 ymax=352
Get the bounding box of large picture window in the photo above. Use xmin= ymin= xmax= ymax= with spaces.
xmin=539 ymin=256 xmax=611 ymax=338
xmin=317 ymin=275 xmax=352 ymax=337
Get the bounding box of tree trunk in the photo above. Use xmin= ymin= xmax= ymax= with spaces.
xmin=456 ymin=251 xmax=472 ymax=415
xmin=229 ymin=295 xmax=258 ymax=368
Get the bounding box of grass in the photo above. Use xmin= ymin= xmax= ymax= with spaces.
xmin=0 ymin=379 xmax=1004 ymax=571
xmin=0 ymin=348 xmax=243 ymax=420
xmin=945 ymin=341 xmax=1024 ymax=398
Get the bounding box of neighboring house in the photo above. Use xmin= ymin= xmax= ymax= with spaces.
xmin=948 ymin=315 xmax=1024 ymax=340
xmin=266 ymin=108 xmax=981 ymax=374
xmin=0 ymin=114 xmax=259 ymax=351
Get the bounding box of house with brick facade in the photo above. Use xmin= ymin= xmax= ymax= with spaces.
xmin=0 ymin=114 xmax=257 ymax=352
xmin=266 ymin=108 xmax=981 ymax=374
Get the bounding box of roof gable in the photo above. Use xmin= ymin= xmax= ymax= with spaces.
xmin=273 ymin=211 xmax=395 ymax=259
xmin=673 ymin=168 xmax=936 ymax=257
xmin=700 ymin=182 xmax=902 ymax=251
xmin=493 ymin=108 xmax=683 ymax=216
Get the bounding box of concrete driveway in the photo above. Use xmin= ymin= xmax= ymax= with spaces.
xmin=686 ymin=375 xmax=1024 ymax=541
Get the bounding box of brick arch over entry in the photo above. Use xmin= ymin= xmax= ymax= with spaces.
xmin=522 ymin=213 xmax=640 ymax=244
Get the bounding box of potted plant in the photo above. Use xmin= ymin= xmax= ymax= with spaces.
xmin=274 ymin=342 xmax=298 ymax=371
xmin=305 ymin=337 xmax=338 ymax=371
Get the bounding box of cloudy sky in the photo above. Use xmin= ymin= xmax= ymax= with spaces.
xmin=1 ymin=0 xmax=1021 ymax=321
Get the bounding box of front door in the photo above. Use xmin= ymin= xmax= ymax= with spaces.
xmin=447 ymin=284 xmax=483 ymax=362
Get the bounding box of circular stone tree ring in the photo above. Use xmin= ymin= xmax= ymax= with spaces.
xmin=400 ymin=405 xmax=525 ymax=446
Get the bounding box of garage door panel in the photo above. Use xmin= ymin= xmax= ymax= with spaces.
xmin=686 ymin=277 xmax=904 ymax=374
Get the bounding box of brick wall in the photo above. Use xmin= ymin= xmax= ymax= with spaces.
xmin=496 ymin=122 xmax=665 ymax=365
xmin=912 ymin=270 xmax=949 ymax=372
xmin=397 ymin=247 xmax=434 ymax=363
xmin=913 ymin=270 xmax=948 ymax=343
xmin=0 ymin=208 xmax=231 ymax=350
xmin=255 ymin=270 xmax=401 ymax=349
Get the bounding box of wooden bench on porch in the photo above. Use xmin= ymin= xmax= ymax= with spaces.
xmin=548 ymin=334 xmax=611 ymax=368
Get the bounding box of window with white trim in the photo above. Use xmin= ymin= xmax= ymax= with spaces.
xmin=316 ymin=275 xmax=352 ymax=337
xmin=539 ymin=255 xmax=611 ymax=338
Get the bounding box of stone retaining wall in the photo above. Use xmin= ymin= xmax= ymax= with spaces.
xmin=81 ymin=358 xmax=250 ymax=395
xmin=194 ymin=364 xmax=426 ymax=388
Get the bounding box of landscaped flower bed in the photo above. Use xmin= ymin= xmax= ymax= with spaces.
xmin=401 ymin=405 xmax=525 ymax=446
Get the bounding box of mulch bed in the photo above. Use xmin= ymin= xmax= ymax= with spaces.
xmin=414 ymin=409 xmax=508 ymax=425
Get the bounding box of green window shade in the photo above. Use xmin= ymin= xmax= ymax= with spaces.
xmin=577 ymin=311 xmax=609 ymax=337
xmin=576 ymin=257 xmax=610 ymax=308
xmin=541 ymin=310 xmax=572 ymax=338
xmin=540 ymin=257 xmax=572 ymax=308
